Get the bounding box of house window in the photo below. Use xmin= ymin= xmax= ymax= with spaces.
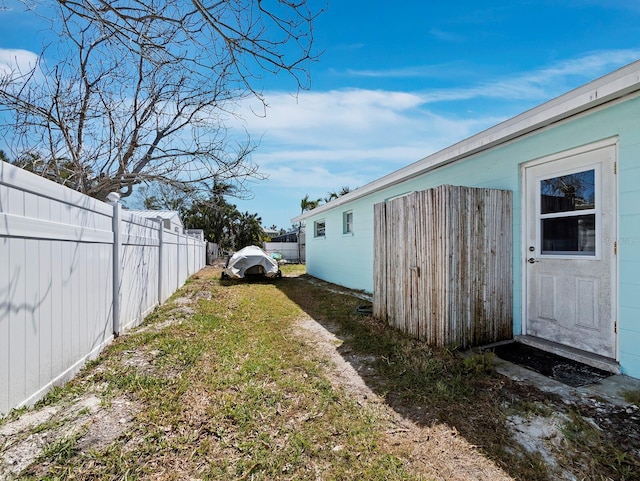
xmin=314 ymin=219 xmax=326 ymax=238
xmin=343 ymin=210 xmax=353 ymax=234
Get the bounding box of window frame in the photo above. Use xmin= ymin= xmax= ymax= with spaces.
xmin=343 ymin=210 xmax=353 ymax=235
xmin=314 ymin=219 xmax=326 ymax=238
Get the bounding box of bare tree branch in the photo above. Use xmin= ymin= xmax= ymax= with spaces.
xmin=1 ymin=0 xmax=321 ymax=199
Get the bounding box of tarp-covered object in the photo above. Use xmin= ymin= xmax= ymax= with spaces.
xmin=222 ymin=246 xmax=281 ymax=279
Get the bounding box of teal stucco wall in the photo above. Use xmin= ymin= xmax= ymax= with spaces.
xmin=304 ymin=95 xmax=640 ymax=379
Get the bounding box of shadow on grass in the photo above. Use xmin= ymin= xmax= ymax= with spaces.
xmin=213 ymin=268 xmax=640 ymax=480
xmin=272 ymin=273 xmax=554 ymax=481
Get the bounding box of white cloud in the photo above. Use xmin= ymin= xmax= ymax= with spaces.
xmin=419 ymin=50 xmax=640 ymax=103
xmin=238 ymin=88 xmax=495 ymax=156
xmin=0 ymin=48 xmax=39 ymax=77
xmin=336 ymin=50 xmax=640 ymax=104
xmin=264 ymin=164 xmax=367 ymax=192
xmin=232 ymin=88 xmax=503 ymax=200
xmin=345 ymin=63 xmax=469 ymax=79
xmin=230 ymin=51 xmax=640 ymax=227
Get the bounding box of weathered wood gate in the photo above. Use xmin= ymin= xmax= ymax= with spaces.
xmin=373 ymin=185 xmax=513 ymax=348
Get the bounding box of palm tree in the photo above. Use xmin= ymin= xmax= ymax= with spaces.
xmin=300 ymin=194 xmax=322 ymax=213
xmin=234 ymin=212 xmax=265 ymax=248
xmin=324 ymin=191 xmax=339 ymax=203
xmin=323 ymin=186 xmax=353 ymax=203
xmin=298 ymin=194 xmax=320 ymax=263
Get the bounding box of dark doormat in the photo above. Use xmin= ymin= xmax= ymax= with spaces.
xmin=489 ymin=342 xmax=613 ymax=387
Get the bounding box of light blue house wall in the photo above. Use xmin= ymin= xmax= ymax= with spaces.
xmin=296 ymin=65 xmax=640 ymax=379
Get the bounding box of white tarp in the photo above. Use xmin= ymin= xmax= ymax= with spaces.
xmin=224 ymin=245 xmax=281 ymax=279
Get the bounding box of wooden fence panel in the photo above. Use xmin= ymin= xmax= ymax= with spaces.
xmin=373 ymin=185 xmax=512 ymax=349
xmin=373 ymin=202 xmax=386 ymax=322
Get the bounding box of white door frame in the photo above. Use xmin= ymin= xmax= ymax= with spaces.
xmin=520 ymin=137 xmax=619 ymax=360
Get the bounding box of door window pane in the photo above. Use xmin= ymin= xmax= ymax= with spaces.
xmin=541 ymin=214 xmax=595 ymax=255
xmin=541 ymin=169 xmax=595 ymax=214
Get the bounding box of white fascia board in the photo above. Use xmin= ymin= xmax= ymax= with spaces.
xmin=292 ymin=60 xmax=640 ymax=224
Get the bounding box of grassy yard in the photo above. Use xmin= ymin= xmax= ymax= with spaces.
xmin=1 ymin=265 xmax=639 ymax=480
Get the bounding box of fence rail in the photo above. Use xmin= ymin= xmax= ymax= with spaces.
xmin=0 ymin=161 xmax=205 ymax=415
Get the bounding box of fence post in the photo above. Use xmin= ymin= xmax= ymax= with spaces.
xmin=107 ymin=192 xmax=122 ymax=336
xmin=156 ymin=217 xmax=164 ymax=304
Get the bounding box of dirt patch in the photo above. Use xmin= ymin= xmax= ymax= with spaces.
xmin=296 ymin=317 xmax=375 ymax=402
xmin=294 ymin=315 xmax=513 ymax=481
xmin=303 ymin=277 xmax=373 ymax=302
xmin=507 ymin=413 xmax=567 ymax=468
xmin=0 ymin=394 xmax=139 ymax=479
xmin=0 ymin=406 xmax=61 ymax=475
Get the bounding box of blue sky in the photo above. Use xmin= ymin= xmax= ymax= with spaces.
xmin=2 ymin=1 xmax=640 ymax=230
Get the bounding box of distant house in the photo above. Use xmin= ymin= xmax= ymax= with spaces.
xmin=264 ymin=227 xmax=305 ymax=263
xmin=293 ymin=60 xmax=640 ymax=380
xmin=263 ymin=227 xmax=279 ymax=239
xmin=270 ymin=228 xmax=301 ymax=243
xmin=127 ymin=210 xmax=184 ymax=233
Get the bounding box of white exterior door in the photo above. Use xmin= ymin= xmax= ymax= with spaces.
xmin=524 ymin=143 xmax=617 ymax=359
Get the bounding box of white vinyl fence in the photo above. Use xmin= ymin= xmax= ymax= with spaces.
xmin=0 ymin=161 xmax=205 ymax=415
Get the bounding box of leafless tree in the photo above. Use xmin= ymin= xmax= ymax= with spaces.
xmin=0 ymin=1 xmax=320 ymax=200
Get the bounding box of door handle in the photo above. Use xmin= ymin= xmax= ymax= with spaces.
xmin=527 ymin=257 xmax=538 ymax=264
